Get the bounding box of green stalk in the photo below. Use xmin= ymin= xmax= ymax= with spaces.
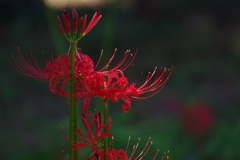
xmin=69 ymin=41 xmax=78 ymax=160
xmin=103 ymin=101 xmax=109 ymax=160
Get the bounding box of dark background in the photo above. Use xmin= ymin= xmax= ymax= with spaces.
xmin=1 ymin=0 xmax=240 ymax=159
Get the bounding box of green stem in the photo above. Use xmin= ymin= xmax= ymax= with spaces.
xmin=69 ymin=41 xmax=78 ymax=160
xmin=103 ymin=101 xmax=109 ymax=159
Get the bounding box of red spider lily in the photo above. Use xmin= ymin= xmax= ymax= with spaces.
xmin=7 ymin=48 xmax=95 ymax=99
xmin=73 ymin=49 xmax=173 ymax=114
xmin=7 ymin=48 xmax=71 ymax=92
xmin=57 ymin=7 xmax=102 ymax=41
xmin=72 ymin=113 xmax=112 ymax=159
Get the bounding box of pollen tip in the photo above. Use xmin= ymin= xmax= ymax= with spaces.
xmin=167 ymin=150 xmax=170 ymax=153
xmin=155 ymin=66 xmax=157 ymax=69
xmin=130 ymin=53 xmax=133 ymax=56
xmin=151 ymin=141 xmax=153 ymax=144
xmin=138 ymin=138 xmax=140 ymax=140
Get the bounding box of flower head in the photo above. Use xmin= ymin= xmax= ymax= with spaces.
xmin=7 ymin=48 xmax=94 ymax=99
xmin=73 ymin=49 xmax=173 ymax=114
xmin=57 ymin=7 xmax=102 ymax=41
xmin=72 ymin=113 xmax=112 ymax=159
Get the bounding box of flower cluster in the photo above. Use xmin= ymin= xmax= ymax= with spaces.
xmin=9 ymin=6 xmax=173 ymax=160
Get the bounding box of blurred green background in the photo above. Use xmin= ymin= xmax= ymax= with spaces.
xmin=1 ymin=0 xmax=240 ymax=159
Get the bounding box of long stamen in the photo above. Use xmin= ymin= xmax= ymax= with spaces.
xmin=125 ymin=136 xmax=131 ymax=153
xmin=134 ymin=137 xmax=152 ymax=160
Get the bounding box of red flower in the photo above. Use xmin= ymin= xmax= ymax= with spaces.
xmin=72 ymin=113 xmax=112 ymax=159
xmin=57 ymin=7 xmax=102 ymax=41
xmin=7 ymin=48 xmax=95 ymax=99
xmin=7 ymin=48 xmax=70 ymax=94
xmin=74 ymin=49 xmax=173 ymax=114
xmin=181 ymin=102 xmax=214 ymax=136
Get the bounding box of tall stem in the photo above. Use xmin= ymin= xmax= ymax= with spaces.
xmin=69 ymin=41 xmax=78 ymax=160
xmin=103 ymin=101 xmax=109 ymax=160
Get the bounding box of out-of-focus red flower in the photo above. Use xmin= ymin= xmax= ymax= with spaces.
xmin=181 ymin=102 xmax=214 ymax=136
